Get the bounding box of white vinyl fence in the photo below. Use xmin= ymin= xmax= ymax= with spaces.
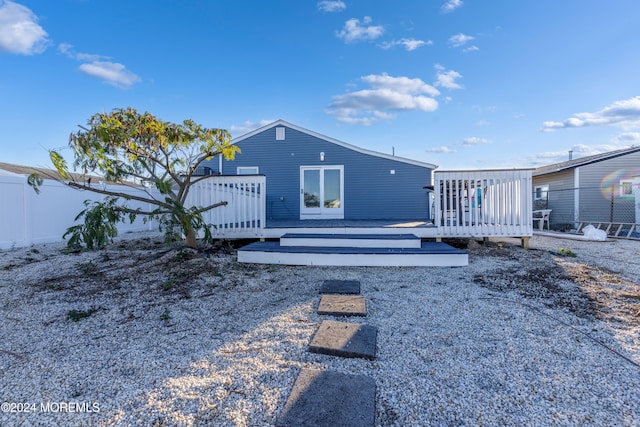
xmin=0 ymin=173 xmax=158 ymax=250
xmin=186 ymin=175 xmax=266 ymax=238
xmin=434 ymin=169 xmax=533 ymax=238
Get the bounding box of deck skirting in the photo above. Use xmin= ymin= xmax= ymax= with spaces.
xmin=237 ymin=240 xmax=468 ymax=267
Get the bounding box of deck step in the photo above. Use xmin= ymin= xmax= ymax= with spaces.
xmin=237 ymin=241 xmax=468 ymax=267
xmin=280 ymin=233 xmax=421 ymax=248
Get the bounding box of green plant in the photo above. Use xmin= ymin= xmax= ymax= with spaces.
xmin=161 ymin=278 xmax=177 ymax=291
xmin=29 ymin=108 xmax=240 ymax=249
xmin=557 ymin=247 xmax=577 ymax=257
xmin=64 ymin=198 xmax=124 ymax=250
xmin=160 ymin=308 xmax=171 ymax=321
xmin=75 ymin=260 xmax=99 ymax=275
xmin=68 ymin=306 xmax=101 ymax=322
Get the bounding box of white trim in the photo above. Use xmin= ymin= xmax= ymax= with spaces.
xmin=238 ymin=250 xmax=468 ymax=267
xmin=237 ymin=166 xmax=259 ymax=175
xmin=534 ymin=184 xmax=548 ymax=200
xmin=280 ymin=234 xmax=422 ymax=248
xmin=574 ymin=167 xmax=580 ymax=224
xmin=230 ymin=119 xmax=437 ymax=169
xmin=300 ymin=165 xmax=344 ymax=220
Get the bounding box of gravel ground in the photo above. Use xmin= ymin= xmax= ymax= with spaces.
xmin=0 ymin=232 xmax=639 ymax=426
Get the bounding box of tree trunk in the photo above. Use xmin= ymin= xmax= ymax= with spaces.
xmin=185 ymin=228 xmax=198 ymax=249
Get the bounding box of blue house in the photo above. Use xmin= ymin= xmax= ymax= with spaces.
xmin=202 ymin=120 xmax=436 ymax=223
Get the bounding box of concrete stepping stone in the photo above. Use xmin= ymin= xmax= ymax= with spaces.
xmin=276 ymin=368 xmax=376 ymax=427
xmin=317 ymin=295 xmax=367 ymax=316
xmin=320 ymin=280 xmax=360 ymax=294
xmin=309 ymin=320 xmax=377 ymax=360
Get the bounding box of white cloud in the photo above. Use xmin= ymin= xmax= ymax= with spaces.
xmin=614 ymin=132 xmax=640 ymax=143
xmin=79 ymin=61 xmax=141 ymax=89
xmin=472 ymin=105 xmax=496 ymax=113
xmin=523 ymin=142 xmax=635 ymax=167
xmin=336 ymin=16 xmax=384 ymax=43
xmin=363 ymin=73 xmax=440 ymax=97
xmin=379 ymin=38 xmax=431 ymax=51
xmin=59 ymin=43 xmax=140 ymax=89
xmin=434 ymin=66 xmax=463 ymax=90
xmin=427 ymin=146 xmax=456 ymax=153
xmin=475 ymin=120 xmax=491 ymax=126
xmin=230 ymin=120 xmax=275 ymax=135
xmin=327 ymin=73 xmax=440 ymax=125
xmin=58 ymin=43 xmax=107 ymax=62
xmin=0 ymin=0 xmax=49 ymax=55
xmin=541 ymin=96 xmax=640 ymax=132
xmin=463 ymin=45 xmax=479 ymax=52
xmin=441 ymin=0 xmax=463 ymax=13
xmin=448 ymin=33 xmax=474 ymax=47
xmin=317 ymin=1 xmax=346 ymax=12
xmin=461 ymin=137 xmax=490 ymax=146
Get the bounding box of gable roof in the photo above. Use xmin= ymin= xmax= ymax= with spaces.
xmin=533 ymin=146 xmax=640 ymax=176
xmin=230 ymin=119 xmax=438 ymax=169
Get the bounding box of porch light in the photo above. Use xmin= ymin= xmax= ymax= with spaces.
xmin=320 ymin=152 xmax=325 ymax=161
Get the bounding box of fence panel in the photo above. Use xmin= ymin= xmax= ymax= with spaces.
xmin=534 ymin=182 xmax=640 ymax=236
xmin=0 ymin=175 xmax=157 ymax=250
xmin=435 ymin=169 xmax=533 ymax=238
xmin=186 ymin=175 xmax=266 ymax=238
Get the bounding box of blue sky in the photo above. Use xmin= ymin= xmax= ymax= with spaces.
xmin=1 ymin=0 xmax=640 ymax=171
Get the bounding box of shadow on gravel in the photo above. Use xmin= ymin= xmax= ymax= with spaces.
xmin=467 ymin=239 xmax=640 ymax=326
xmin=1 ymin=236 xmax=318 ymax=426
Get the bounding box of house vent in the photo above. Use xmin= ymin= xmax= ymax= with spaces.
xmin=276 ymin=127 xmax=285 ymax=141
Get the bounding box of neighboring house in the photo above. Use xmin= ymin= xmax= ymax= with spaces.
xmin=532 ymin=146 xmax=640 ymax=230
xmin=202 ymin=120 xmax=436 ymax=222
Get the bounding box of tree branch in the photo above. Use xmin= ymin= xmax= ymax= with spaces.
xmin=192 ymin=200 xmax=228 ymax=214
xmin=66 ymin=182 xmax=173 ymax=210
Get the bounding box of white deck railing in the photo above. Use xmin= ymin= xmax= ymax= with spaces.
xmin=434 ymin=169 xmax=533 ymax=238
xmin=186 ymin=175 xmax=266 ymax=238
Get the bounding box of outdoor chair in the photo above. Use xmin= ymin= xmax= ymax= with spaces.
xmin=532 ymin=209 xmax=551 ymax=230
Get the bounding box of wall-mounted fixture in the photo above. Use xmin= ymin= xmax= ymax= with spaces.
xmin=320 ymin=152 xmax=325 ymax=161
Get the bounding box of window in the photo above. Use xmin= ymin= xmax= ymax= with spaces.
xmin=620 ymin=180 xmax=634 ymax=197
xmin=534 ymin=185 xmax=548 ymax=201
xmin=276 ymin=127 xmax=285 ymax=140
xmin=237 ymin=166 xmax=259 ymax=175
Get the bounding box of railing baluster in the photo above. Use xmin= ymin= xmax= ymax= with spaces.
xmin=435 ymin=169 xmax=532 ymax=239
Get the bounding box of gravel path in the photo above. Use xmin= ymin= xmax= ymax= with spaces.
xmin=0 ymin=233 xmax=638 ymax=426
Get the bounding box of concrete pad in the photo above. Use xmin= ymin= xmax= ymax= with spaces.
xmin=276 ymin=368 xmax=376 ymax=427
xmin=317 ymin=295 xmax=367 ymax=317
xmin=309 ymin=320 xmax=377 ymax=360
xmin=320 ymin=280 xmax=360 ymax=294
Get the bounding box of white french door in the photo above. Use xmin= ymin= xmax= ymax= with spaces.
xmin=300 ymin=166 xmax=344 ymax=219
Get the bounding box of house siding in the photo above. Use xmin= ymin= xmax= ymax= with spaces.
xmin=203 ymin=125 xmax=432 ymax=221
xmin=578 ymin=151 xmax=640 ymax=223
xmin=533 ymin=170 xmax=576 ymax=227
xmin=533 ymin=150 xmax=640 ymax=228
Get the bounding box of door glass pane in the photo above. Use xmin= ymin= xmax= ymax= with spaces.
xmin=303 ymin=169 xmax=320 ymax=208
xmin=324 ymin=169 xmax=341 ymax=208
